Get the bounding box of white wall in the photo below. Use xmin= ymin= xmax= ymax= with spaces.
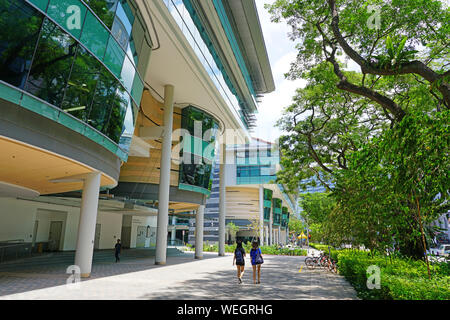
xmin=0 ymin=197 xmax=151 ymax=251
xmin=128 ymin=215 xmax=157 ymax=248
xmin=0 ymin=197 xmax=36 ymax=243
xmin=96 ymin=212 xmax=123 ymax=250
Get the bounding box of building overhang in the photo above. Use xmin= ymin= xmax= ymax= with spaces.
xmin=135 ymin=0 xmax=250 ymax=143
xmin=220 ymin=0 xmax=275 ymax=95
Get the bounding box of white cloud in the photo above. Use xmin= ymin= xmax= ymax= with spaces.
xmin=254 ymin=0 xmax=305 ymax=142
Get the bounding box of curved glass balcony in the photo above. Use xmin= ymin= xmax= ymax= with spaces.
xmin=0 ymin=0 xmax=151 ymax=161
xmin=178 ymin=106 xmax=219 ymax=196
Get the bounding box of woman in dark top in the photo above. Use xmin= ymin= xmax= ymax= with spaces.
xmin=233 ymin=240 xmax=246 ymax=284
xmin=250 ymin=240 xmax=263 ymax=284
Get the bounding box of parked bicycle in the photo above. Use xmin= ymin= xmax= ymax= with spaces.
xmin=305 ymin=253 xmax=337 ymax=273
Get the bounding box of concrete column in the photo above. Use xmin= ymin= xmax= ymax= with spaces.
xmin=170 ymin=215 xmax=176 ymax=244
xmin=195 ymin=203 xmax=205 ymax=259
xmin=74 ymin=172 xmax=101 ymax=278
xmin=218 ymin=143 xmax=226 ymax=256
xmin=278 ymin=227 xmax=281 ymax=245
xmin=265 ymin=226 xmax=268 ymax=246
xmin=269 ymin=209 xmax=273 ymax=246
xmin=259 ymin=185 xmax=264 ymax=245
xmin=155 ymin=85 xmax=174 ymax=265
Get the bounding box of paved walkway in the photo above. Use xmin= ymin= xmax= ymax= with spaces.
xmin=0 ymin=251 xmax=357 ymax=300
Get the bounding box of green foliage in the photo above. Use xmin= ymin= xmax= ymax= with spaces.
xmin=336 ymin=250 xmax=450 ymax=300
xmin=331 ymin=110 xmax=450 ymax=258
xmin=202 ymin=243 xmax=307 ymax=256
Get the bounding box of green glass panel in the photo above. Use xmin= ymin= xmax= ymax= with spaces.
xmin=103 ymin=35 xmax=125 ymax=78
xmin=25 ymin=19 xmax=77 ymax=108
xmin=47 ymin=0 xmax=87 ymax=39
xmin=80 ymin=11 xmax=109 ymax=60
xmin=263 ymin=200 xmax=272 ymax=208
xmin=83 ymin=125 xmax=102 ymax=142
xmin=101 ymin=136 xmax=118 ymax=154
xmin=116 ymin=147 xmax=128 ymax=162
xmin=0 ymin=1 xmax=44 ymax=89
xmin=0 ymin=82 xmax=22 ymax=104
xmin=58 ymin=112 xmax=85 ymax=135
xmin=20 ymin=94 xmax=59 ymax=121
xmin=83 ymin=0 xmax=118 ymax=29
xmin=62 ymin=45 xmax=101 ymax=121
xmin=28 ymin=0 xmax=49 ymax=11
xmin=130 ymin=73 xmax=143 ymax=105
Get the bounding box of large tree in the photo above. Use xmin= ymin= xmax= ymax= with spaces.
xmin=268 ymin=0 xmax=449 ymax=115
xmin=270 ymin=0 xmax=449 ymax=260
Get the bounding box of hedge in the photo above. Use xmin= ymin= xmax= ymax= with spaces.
xmin=336 ymin=250 xmax=450 ymax=300
xmin=200 ymin=242 xmax=307 ymax=256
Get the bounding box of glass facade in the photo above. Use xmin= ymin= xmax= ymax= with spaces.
xmin=281 ymin=207 xmax=289 ymax=229
xmin=0 ymin=0 xmax=151 ymax=160
xmin=273 ymin=198 xmax=282 ymax=226
xmin=236 ymin=150 xmax=278 ymax=185
xmin=163 ymin=0 xmax=252 ymax=129
xmin=178 ymin=106 xmax=219 ymax=195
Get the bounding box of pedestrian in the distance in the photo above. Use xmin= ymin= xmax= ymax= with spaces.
xmin=233 ymin=240 xmax=246 ymax=284
xmin=114 ymin=239 xmax=121 ymax=262
xmin=250 ymin=240 xmax=264 ymax=284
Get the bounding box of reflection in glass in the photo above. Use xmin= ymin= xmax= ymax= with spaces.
xmin=87 ymin=65 xmax=121 ymax=133
xmin=84 ymin=0 xmax=118 ymax=29
xmin=25 ymin=18 xmax=77 ymax=108
xmin=105 ymin=89 xmax=128 ymax=143
xmin=0 ymin=0 xmax=43 ymax=89
xmin=61 ymin=45 xmax=101 ymax=121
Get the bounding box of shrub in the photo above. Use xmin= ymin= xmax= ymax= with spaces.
xmin=336 ymin=250 xmax=450 ymax=300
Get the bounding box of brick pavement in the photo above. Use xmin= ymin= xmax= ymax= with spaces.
xmin=0 ymin=251 xmax=358 ymax=300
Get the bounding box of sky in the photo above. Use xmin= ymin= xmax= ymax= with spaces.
xmin=252 ymin=0 xmax=307 ymax=143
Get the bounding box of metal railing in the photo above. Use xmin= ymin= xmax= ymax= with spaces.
xmin=0 ymin=242 xmax=32 ymax=263
xmin=167 ymin=239 xmax=185 ymax=247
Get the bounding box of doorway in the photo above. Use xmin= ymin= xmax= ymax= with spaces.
xmin=94 ymin=223 xmax=101 ymax=250
xmin=136 ymin=226 xmax=147 ymax=248
xmin=48 ymin=221 xmax=63 ymax=251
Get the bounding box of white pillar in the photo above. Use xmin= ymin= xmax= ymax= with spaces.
xmin=155 ymin=85 xmax=174 ymax=265
xmin=195 ymin=203 xmax=205 ymax=259
xmin=278 ymin=227 xmax=281 ymax=245
xmin=218 ymin=143 xmax=226 ymax=256
xmin=265 ymin=226 xmax=268 ymax=246
xmin=171 ymin=216 xmax=176 ymax=244
xmin=259 ymin=185 xmax=264 ymax=245
xmin=269 ymin=208 xmax=273 ymax=246
xmin=74 ymin=172 xmax=101 ymax=278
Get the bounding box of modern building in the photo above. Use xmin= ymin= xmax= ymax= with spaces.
xmin=190 ymin=137 xmax=297 ymax=246
xmin=0 ymin=0 xmax=274 ymax=275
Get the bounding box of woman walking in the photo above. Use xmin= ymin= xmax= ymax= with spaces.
xmin=250 ymin=240 xmax=263 ymax=284
xmin=233 ymin=240 xmax=246 ymax=284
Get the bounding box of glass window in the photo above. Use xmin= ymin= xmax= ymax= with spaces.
xmin=47 ymin=0 xmax=87 ymax=40
xmin=118 ymin=99 xmax=137 ymax=152
xmin=25 ymin=18 xmax=77 ymax=108
xmin=61 ymin=45 xmax=101 ymax=121
xmin=28 ymin=0 xmax=49 ymax=12
xmin=106 ymin=88 xmax=128 ymax=143
xmin=86 ymin=64 xmax=119 ymax=133
xmin=83 ymin=0 xmax=117 ymax=29
xmin=0 ymin=0 xmax=44 ymax=89
xmin=119 ymin=54 xmax=135 ymax=92
xmin=111 ymin=1 xmax=132 ymax=50
xmin=103 ymin=35 xmax=125 ymax=78
xmin=80 ymin=10 xmax=109 ymax=60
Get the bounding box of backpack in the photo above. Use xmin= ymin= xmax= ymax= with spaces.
xmin=235 ymin=248 xmax=244 ymax=264
xmin=255 ymin=248 xmax=264 ymax=265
